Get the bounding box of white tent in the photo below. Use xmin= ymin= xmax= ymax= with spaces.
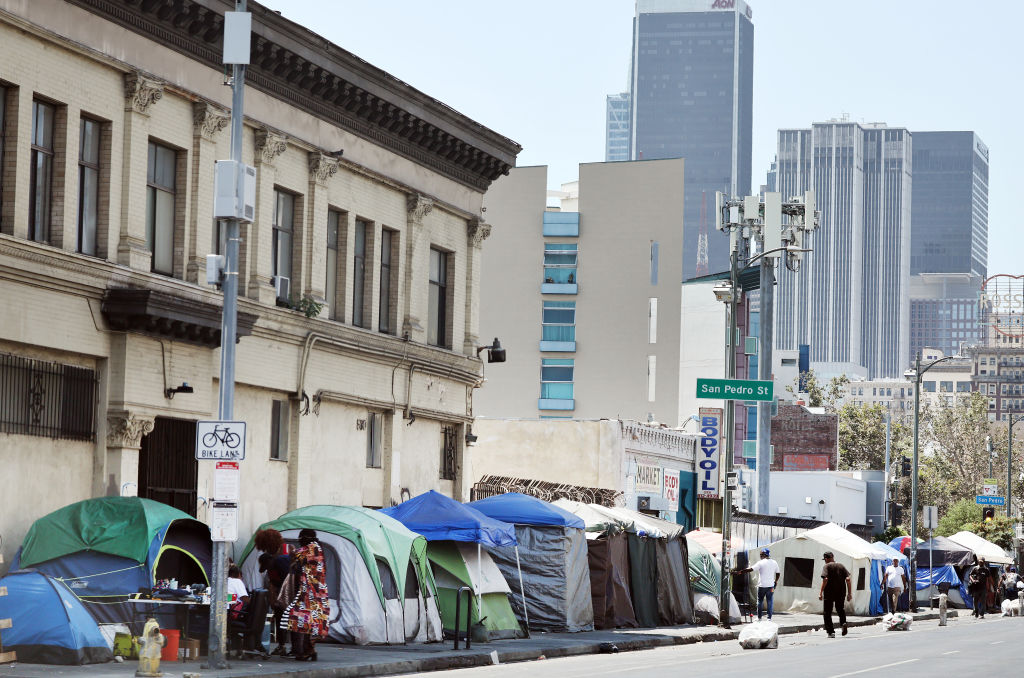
xmin=748 ymin=523 xmax=882 ymax=616
xmin=947 ymin=531 xmax=1013 ymax=565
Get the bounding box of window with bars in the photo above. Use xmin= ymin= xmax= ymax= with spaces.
xmin=30 ymin=100 xmax=56 ymax=243
xmin=440 ymin=423 xmax=458 ymax=480
xmin=78 ymin=118 xmax=101 ymax=256
xmin=0 ymin=353 xmax=96 ymax=441
xmin=146 ymin=141 xmax=176 ymax=274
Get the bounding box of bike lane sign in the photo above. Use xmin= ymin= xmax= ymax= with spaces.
xmin=195 ymin=421 xmax=246 ymax=460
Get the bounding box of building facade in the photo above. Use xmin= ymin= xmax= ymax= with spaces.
xmin=0 ymin=0 xmax=519 ymax=568
xmin=773 ymin=120 xmax=912 ymax=379
xmin=909 ymin=273 xmax=983 ymax=360
xmin=910 ymin=131 xmax=988 ymax=278
xmin=621 ymin=0 xmax=754 ymax=279
xmin=477 ymin=160 xmax=685 ymax=423
xmin=769 ymin=405 xmax=838 ymax=472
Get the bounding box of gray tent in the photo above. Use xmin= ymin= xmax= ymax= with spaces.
xmin=469 ymin=493 xmax=594 ymax=632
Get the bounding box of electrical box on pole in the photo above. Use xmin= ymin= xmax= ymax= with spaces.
xmin=213 ymin=160 xmax=256 ymax=222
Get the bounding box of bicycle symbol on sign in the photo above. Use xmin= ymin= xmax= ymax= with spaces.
xmin=202 ymin=425 xmax=241 ymax=449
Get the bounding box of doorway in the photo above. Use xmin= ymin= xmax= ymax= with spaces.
xmin=139 ymin=417 xmax=198 ymax=516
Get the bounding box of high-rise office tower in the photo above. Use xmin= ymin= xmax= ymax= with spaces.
xmin=605 ymin=92 xmax=631 ymax=162
xmin=616 ymin=0 xmax=753 ymax=279
xmin=774 ymin=120 xmax=912 ymax=379
xmin=910 ymin=132 xmax=988 ymax=277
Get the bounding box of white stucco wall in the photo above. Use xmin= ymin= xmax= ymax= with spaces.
xmin=769 ymin=472 xmax=867 ymax=527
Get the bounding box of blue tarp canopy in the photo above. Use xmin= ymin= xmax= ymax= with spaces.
xmin=0 ymin=570 xmax=112 ymax=665
xmin=916 ymin=564 xmax=973 ymax=608
xmin=468 ymin=493 xmax=585 ymax=529
xmin=868 ymin=542 xmax=911 ymax=615
xmin=381 ymin=490 xmax=517 ymax=547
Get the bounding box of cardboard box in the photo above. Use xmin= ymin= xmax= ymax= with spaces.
xmin=178 ymin=638 xmax=201 ymax=661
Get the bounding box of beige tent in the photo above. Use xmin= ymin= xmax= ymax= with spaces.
xmin=947 ymin=531 xmax=1012 ymax=565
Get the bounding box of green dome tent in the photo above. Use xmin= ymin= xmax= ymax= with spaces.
xmin=239 ymin=505 xmax=442 ymax=645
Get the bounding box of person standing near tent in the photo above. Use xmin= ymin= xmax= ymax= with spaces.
xmin=999 ymin=566 xmax=1018 ymax=605
xmin=819 ymin=551 xmax=851 ymax=638
xmin=883 ymin=558 xmax=908 ymax=613
xmin=283 ymin=529 xmax=329 ymax=661
xmin=735 ymin=548 xmax=780 ymax=620
xmin=255 ymin=527 xmax=293 ymax=656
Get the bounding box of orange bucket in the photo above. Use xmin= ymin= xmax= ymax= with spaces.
xmin=160 ymin=628 xmax=180 ymax=662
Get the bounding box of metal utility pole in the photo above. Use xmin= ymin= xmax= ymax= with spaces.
xmin=1009 ymin=415 xmax=1021 ymax=518
xmin=756 ymin=259 xmax=774 ymax=514
xmin=205 ymin=1 xmax=248 ymax=669
xmin=883 ymin=409 xmax=891 ymax=529
xmin=718 ymin=247 xmax=740 ymax=627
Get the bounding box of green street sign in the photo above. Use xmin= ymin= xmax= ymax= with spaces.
xmin=696 ymin=378 xmax=774 ymax=402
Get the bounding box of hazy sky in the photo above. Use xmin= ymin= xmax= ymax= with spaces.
xmin=260 ymin=1 xmax=1020 ymax=275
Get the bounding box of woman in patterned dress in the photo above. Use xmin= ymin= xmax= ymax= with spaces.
xmin=283 ymin=528 xmax=329 ymax=661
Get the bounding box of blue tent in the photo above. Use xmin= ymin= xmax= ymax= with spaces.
xmin=381 ymin=490 xmax=516 ymax=546
xmin=468 ymin=493 xmax=585 ymax=529
xmin=469 ymin=493 xmax=594 ymax=632
xmin=869 ymin=542 xmax=912 ymax=615
xmin=917 ymin=564 xmax=973 ymax=608
xmin=0 ymin=570 xmax=112 ymax=665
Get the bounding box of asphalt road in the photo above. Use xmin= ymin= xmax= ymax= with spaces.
xmin=443 ymin=614 xmax=1022 ymax=678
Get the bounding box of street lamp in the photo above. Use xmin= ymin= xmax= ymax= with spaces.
xmin=1010 ymin=413 xmax=1023 ymax=517
xmin=904 ymin=351 xmax=960 ymax=610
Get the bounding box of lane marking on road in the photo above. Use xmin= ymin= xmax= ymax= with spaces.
xmin=942 ymin=650 xmax=960 ymax=655
xmin=827 ymin=658 xmax=919 ymax=678
xmin=991 ymin=640 xmax=1004 ymax=644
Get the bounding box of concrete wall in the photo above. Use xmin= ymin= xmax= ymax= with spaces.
xmin=477 ymin=159 xmax=685 ymax=424
xmin=769 ymin=472 xmax=867 ymax=527
xmin=467 ymin=418 xmax=624 ymax=492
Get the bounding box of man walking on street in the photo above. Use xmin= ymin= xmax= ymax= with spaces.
xmin=736 ymin=548 xmax=781 ymax=620
xmin=819 ymin=551 xmax=852 ymax=638
xmin=884 ymin=558 xmax=908 ymax=613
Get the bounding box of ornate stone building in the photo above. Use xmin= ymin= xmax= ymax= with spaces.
xmin=0 ymin=0 xmax=519 ymax=566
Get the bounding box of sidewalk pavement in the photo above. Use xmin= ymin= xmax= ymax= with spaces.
xmin=0 ymin=609 xmax=958 ymax=678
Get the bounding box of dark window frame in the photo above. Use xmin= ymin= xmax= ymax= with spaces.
xmin=77 ymin=117 xmax=101 ymax=256
xmin=378 ymin=228 xmax=396 ymax=334
xmin=0 ymin=352 xmax=97 ymax=441
xmin=440 ymin=422 xmax=458 ymax=480
xmin=270 ymin=399 xmax=289 ymax=460
xmin=29 ymin=99 xmax=57 ymax=243
xmin=352 ymin=218 xmax=370 ymax=328
xmin=366 ymin=411 xmax=383 ymax=468
xmin=326 ymin=209 xmax=342 ymax=320
xmin=271 ymin=189 xmax=296 ymax=303
xmin=146 ymin=140 xmax=177 ymax=275
xmin=783 ymin=556 xmax=815 ymax=588
xmin=428 ymin=247 xmax=450 ymax=348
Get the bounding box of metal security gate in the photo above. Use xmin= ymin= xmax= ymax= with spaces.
xmin=139 ymin=417 xmax=198 ymax=517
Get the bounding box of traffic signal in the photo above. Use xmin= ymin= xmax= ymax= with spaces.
xmin=900 ymin=458 xmax=912 ymax=477
xmin=891 ymin=502 xmax=903 ymax=523
xmin=983 ymin=507 xmax=995 ymax=521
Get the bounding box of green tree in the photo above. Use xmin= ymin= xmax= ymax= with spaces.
xmin=837 ymin=402 xmax=911 ymax=471
xmin=787 ymin=369 xmax=849 ymax=412
xmin=935 ymin=497 xmax=983 ymax=537
xmin=968 ymin=516 xmax=1015 ymax=551
xmin=922 ymin=391 xmax=996 ymax=505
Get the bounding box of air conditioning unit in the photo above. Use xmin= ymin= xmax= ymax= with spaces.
xmin=273 ymin=275 xmax=290 ymax=300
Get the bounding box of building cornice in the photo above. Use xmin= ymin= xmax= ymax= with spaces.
xmin=62 ymin=0 xmax=520 ymax=191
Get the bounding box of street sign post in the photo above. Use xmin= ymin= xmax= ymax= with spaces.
xmin=923 ymin=505 xmax=938 ymax=529
xmin=196 ymin=421 xmax=247 ymax=460
xmin=976 ymin=495 xmax=1006 ymax=506
xmin=696 ymin=378 xmax=773 ymax=402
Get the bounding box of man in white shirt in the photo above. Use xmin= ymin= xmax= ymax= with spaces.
xmin=884 ymin=558 xmax=908 ymax=613
xmin=737 ymin=548 xmax=781 ymax=620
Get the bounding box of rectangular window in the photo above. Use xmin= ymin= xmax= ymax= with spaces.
xmin=378 ymin=228 xmax=396 ymax=334
xmin=957 ymin=382 xmax=972 ymax=393
xmin=77 ymin=118 xmax=100 ymax=255
xmin=0 ymin=86 xmax=7 ymax=228
xmin=541 ymin=358 xmax=574 ymax=400
xmin=440 ymin=423 xmax=458 ymax=480
xmin=146 ymin=141 xmax=176 ymax=274
xmin=783 ymin=557 xmax=815 ymax=588
xmin=647 ymin=355 xmax=657 ymax=402
xmin=922 ymin=381 xmax=936 ymax=393
xmin=366 ymin=412 xmax=382 ymax=468
xmin=856 ymin=567 xmax=866 ymax=591
xmin=428 ymin=247 xmax=449 ymax=348
xmin=352 ymin=219 xmax=369 ymax=327
xmin=542 ymin=301 xmax=575 ymax=342
xmin=270 ymin=399 xmax=289 ymax=460
xmin=649 ymin=297 xmax=658 ymax=343
xmin=272 ymin=190 xmax=294 ymax=303
xmin=650 ymin=240 xmax=659 ymax=285
xmin=940 ymin=381 xmax=953 ymax=393
xmin=326 ymin=210 xmax=341 ymax=320
xmin=30 ymin=100 xmax=56 ymax=243
xmin=543 ymin=242 xmax=577 ymax=284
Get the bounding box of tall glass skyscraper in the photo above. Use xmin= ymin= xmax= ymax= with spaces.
xmin=910 ymin=132 xmax=988 ymax=278
xmin=612 ymin=0 xmax=754 ymax=279
xmin=774 ymin=121 xmax=912 ymax=379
